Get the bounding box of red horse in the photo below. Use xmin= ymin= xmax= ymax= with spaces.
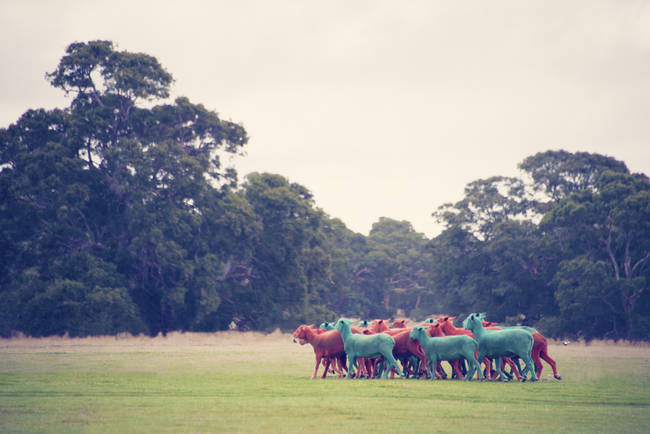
xmin=388 ymin=328 xmax=427 ymax=378
xmin=293 ymin=324 xmax=347 ymax=379
xmin=390 ymin=319 xmax=409 ymax=328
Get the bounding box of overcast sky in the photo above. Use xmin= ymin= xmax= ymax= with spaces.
xmin=2 ymin=0 xmax=649 ymax=237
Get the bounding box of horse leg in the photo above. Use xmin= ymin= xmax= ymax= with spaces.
xmin=406 ymin=356 xmax=417 ymax=378
xmin=313 ymin=353 xmax=322 ymax=379
xmin=338 ymin=354 xmax=348 ymax=377
xmin=375 ymin=358 xmax=385 ymax=378
xmin=495 ymin=357 xmax=509 ymax=381
xmin=435 ymin=361 xmax=447 ymax=379
xmin=464 ymin=355 xmax=479 ymax=381
xmin=452 ymin=360 xmax=465 ymax=379
xmin=328 ymin=356 xmax=339 ymax=377
xmin=486 ymin=358 xmax=498 ymax=380
xmin=483 ymin=357 xmax=497 ymax=380
xmin=321 ymin=357 xmax=332 ymax=379
xmin=400 ymin=356 xmax=412 ymax=377
xmin=347 ymin=355 xmax=356 ymax=379
xmin=540 ymin=349 xmax=562 ymax=380
xmin=370 ymin=358 xmax=378 ymax=378
xmin=455 ymin=358 xmax=468 ymax=378
xmin=449 ymin=361 xmax=458 ymax=379
xmin=430 ymin=356 xmax=440 ymax=380
xmin=355 ymin=357 xmax=366 ymax=378
xmin=532 ymin=346 xmax=543 ymax=377
xmin=468 ymin=356 xmax=485 ymax=381
xmin=387 ymin=353 xmax=403 ymax=378
xmin=333 ymin=356 xmax=344 ymax=377
xmin=366 ymin=358 xmax=374 ymax=378
xmin=504 ymin=357 xmax=521 ymax=381
xmin=522 ymin=354 xmax=538 ymax=381
xmin=320 ymin=357 xmax=332 ymax=375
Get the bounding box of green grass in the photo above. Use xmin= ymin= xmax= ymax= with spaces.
xmin=0 ymin=334 xmax=649 ymax=433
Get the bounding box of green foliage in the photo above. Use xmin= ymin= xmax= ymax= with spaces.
xmin=552 ymin=257 xmax=617 ymax=340
xmin=428 ymin=151 xmax=649 ymax=341
xmin=1 ymin=40 xmax=648 ymax=340
xmin=0 ymin=40 xmax=249 ymax=336
xmin=519 ymin=150 xmax=629 ymax=203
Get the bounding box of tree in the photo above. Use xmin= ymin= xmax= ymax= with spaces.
xmin=519 ymin=150 xmax=628 ymax=211
xmin=224 ymin=173 xmax=333 ymax=330
xmin=428 ymin=150 xmax=648 ymax=337
xmin=541 ymin=170 xmax=650 ymax=339
xmin=0 ymin=40 xmax=249 ymax=336
xmin=429 ymin=175 xmax=545 ymax=323
xmin=434 ymin=176 xmax=533 ymax=241
xmin=366 ymin=218 xmax=431 ymax=318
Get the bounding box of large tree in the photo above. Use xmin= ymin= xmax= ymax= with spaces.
xmin=227 ymin=173 xmax=333 ymax=330
xmin=0 ymin=41 xmax=249 ymax=336
xmin=429 ymin=150 xmax=649 ymax=340
xmin=542 ymin=170 xmax=650 ymax=339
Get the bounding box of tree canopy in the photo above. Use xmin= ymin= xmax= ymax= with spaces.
xmin=1 ymin=41 xmax=648 ymax=341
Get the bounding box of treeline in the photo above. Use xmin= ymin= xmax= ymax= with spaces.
xmin=1 ymin=41 xmax=648 ymax=340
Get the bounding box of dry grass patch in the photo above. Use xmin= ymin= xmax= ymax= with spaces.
xmin=0 ymin=329 xmax=297 ymax=353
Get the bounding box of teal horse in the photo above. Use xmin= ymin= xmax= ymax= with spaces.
xmin=409 ymin=325 xmax=483 ymax=381
xmin=319 ymin=321 xmax=335 ymax=330
xmin=334 ymin=319 xmax=403 ymax=379
xmin=463 ymin=313 xmax=538 ymax=382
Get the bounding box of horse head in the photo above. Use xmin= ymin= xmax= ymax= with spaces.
xmin=369 ymin=319 xmax=389 ymax=333
xmin=292 ymin=324 xmax=314 ymax=345
xmin=409 ymin=325 xmax=427 ymax=341
xmin=462 ymin=313 xmax=482 ymax=332
xmin=427 ymin=322 xmax=444 ymax=337
xmin=334 ymin=318 xmax=352 ymax=331
xmin=319 ymin=321 xmax=334 ymax=330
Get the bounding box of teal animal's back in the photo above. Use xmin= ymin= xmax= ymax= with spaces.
xmin=480 ymin=328 xmax=533 ymax=357
xmin=343 ymin=332 xmax=395 ymax=359
xmin=419 ymin=334 xmax=476 ymax=360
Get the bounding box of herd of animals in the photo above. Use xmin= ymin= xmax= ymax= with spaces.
xmin=292 ymin=313 xmax=562 ymax=381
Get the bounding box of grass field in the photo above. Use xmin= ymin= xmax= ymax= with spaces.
xmin=1 ymin=331 xmax=649 ymax=433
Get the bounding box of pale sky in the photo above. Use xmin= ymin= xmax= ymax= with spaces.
xmin=2 ymin=0 xmax=649 ymax=237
